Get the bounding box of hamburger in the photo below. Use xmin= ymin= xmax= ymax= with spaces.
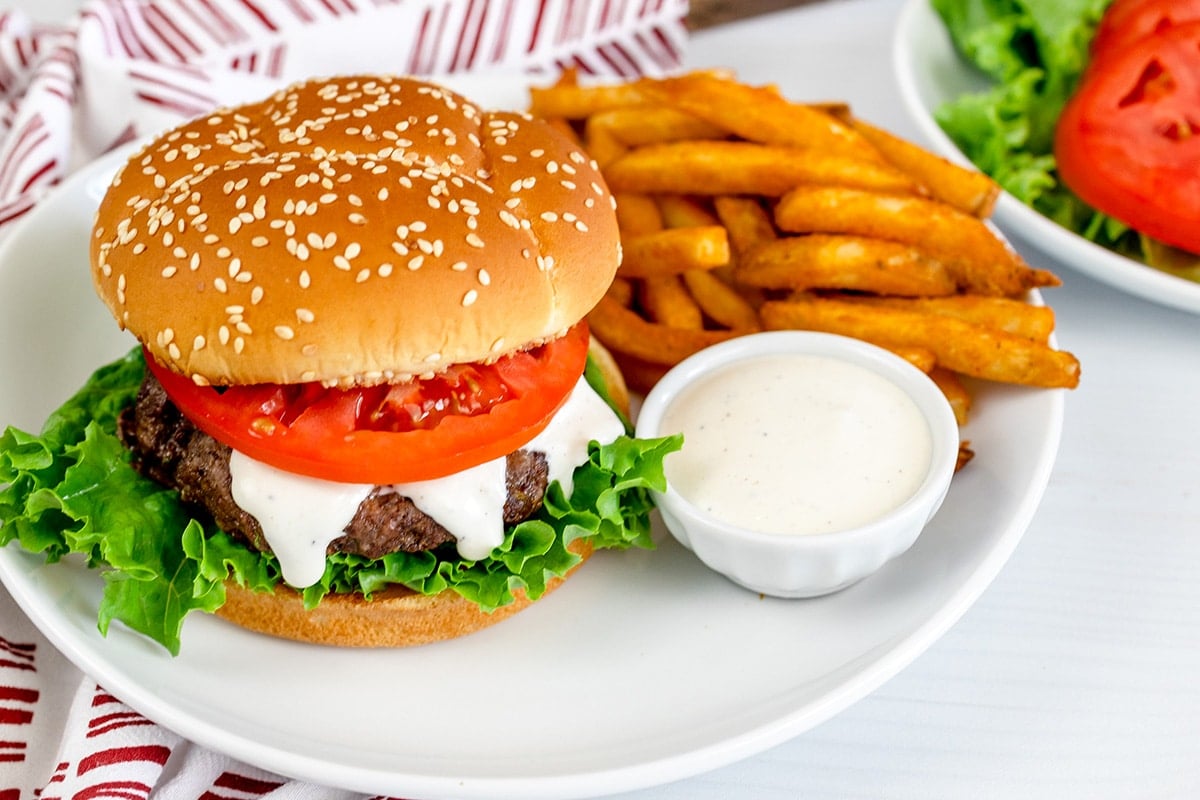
xmin=0 ymin=75 xmax=679 ymax=655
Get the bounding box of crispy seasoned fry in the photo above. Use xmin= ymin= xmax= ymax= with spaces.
xmin=613 ymin=193 xmax=664 ymax=237
xmin=640 ymin=73 xmax=879 ymax=161
xmin=641 ymin=275 xmax=704 ymax=329
xmin=774 ymin=186 xmax=1060 ymax=296
xmin=619 ymin=226 xmax=730 ymax=278
xmin=583 ymin=120 xmax=627 ymax=169
xmin=604 ymin=141 xmax=918 ymax=197
xmin=657 ymin=195 xmax=719 ymax=229
xmin=956 ymin=442 xmax=975 ymax=471
xmin=759 ymin=295 xmax=1080 ymax=388
xmin=586 ymin=106 xmax=728 ymax=146
xmin=604 ymin=276 xmax=634 ymax=307
xmin=886 ymin=345 xmax=937 ymax=373
xmin=713 ymin=196 xmax=778 ymax=258
xmin=840 ymin=294 xmax=1057 ymax=342
xmin=525 ymin=69 xmax=1078 ymax=435
xmin=543 ymin=116 xmax=583 ymax=147
xmin=929 ymin=367 xmax=972 ymax=425
xmin=609 ymin=351 xmax=672 ymax=395
xmin=738 ymin=234 xmax=957 ymax=296
xmin=587 ymin=295 xmax=740 ymax=365
xmin=681 ymin=269 xmax=761 ymax=330
xmin=528 ymin=80 xmax=653 ymax=119
xmin=848 ymin=117 xmax=1000 ymax=217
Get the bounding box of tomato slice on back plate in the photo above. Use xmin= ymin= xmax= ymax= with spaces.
xmin=1054 ymin=21 xmax=1200 ymax=255
xmin=1090 ymin=0 xmax=1200 ymax=63
xmin=148 ymin=322 xmax=591 ymax=485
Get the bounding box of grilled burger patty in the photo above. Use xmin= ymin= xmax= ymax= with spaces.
xmin=117 ymin=372 xmax=551 ymax=560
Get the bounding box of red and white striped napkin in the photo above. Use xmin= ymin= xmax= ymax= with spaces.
xmin=0 ymin=0 xmax=687 ymax=795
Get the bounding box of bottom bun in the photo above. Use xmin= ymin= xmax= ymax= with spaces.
xmin=216 ymin=538 xmax=594 ymax=647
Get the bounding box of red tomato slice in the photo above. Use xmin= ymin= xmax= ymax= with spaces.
xmin=147 ymin=323 xmax=591 ymax=484
xmin=1055 ymin=21 xmax=1200 ymax=255
xmin=1090 ymin=0 xmax=1200 ymax=63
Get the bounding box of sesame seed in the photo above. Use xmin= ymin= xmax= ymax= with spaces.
xmin=465 ymin=233 xmax=484 ymax=248
xmin=334 ymin=255 xmax=351 ymax=270
xmin=378 ymin=263 xmax=393 ymax=277
xmin=252 ymin=236 xmax=269 ymax=247
xmin=296 ymin=308 xmax=315 ymax=323
xmin=193 ymin=335 xmax=206 ymax=351
xmin=540 ymin=212 xmax=558 ymax=222
xmin=478 ymin=268 xmax=490 ymax=285
xmin=162 ymin=266 xmax=177 ymax=278
xmin=408 ymin=255 xmax=424 ymax=270
xmin=299 ymin=270 xmax=311 ymax=289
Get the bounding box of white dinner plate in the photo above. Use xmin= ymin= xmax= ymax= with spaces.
xmin=893 ymin=0 xmax=1200 ymax=315
xmin=0 ymin=112 xmax=1063 ymax=799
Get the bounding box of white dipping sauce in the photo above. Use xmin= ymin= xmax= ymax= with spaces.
xmin=660 ymin=354 xmax=932 ymax=535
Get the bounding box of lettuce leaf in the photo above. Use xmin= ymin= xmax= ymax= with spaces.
xmin=930 ymin=0 xmax=1145 ymax=257
xmin=0 ymin=349 xmax=680 ymax=655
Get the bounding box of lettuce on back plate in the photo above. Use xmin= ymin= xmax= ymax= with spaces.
xmin=0 ymin=349 xmax=680 ymax=655
xmin=930 ymin=0 xmax=1142 ymax=255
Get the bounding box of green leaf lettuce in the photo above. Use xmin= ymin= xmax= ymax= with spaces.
xmin=0 ymin=349 xmax=680 ymax=655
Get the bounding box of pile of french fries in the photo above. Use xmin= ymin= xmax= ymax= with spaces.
xmin=530 ymin=71 xmax=1081 ymax=467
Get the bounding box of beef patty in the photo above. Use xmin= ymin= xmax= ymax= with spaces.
xmin=117 ymin=372 xmax=551 ymax=560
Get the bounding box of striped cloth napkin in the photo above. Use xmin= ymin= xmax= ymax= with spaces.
xmin=0 ymin=0 xmax=686 ymax=796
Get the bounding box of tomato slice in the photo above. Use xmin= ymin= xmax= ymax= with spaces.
xmin=1054 ymin=21 xmax=1200 ymax=255
xmin=1090 ymin=0 xmax=1200 ymax=64
xmin=147 ymin=323 xmax=591 ymax=484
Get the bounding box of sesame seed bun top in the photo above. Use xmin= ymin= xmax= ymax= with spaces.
xmin=89 ymin=75 xmax=621 ymax=386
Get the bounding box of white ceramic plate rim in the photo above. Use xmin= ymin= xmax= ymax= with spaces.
xmin=892 ymin=0 xmax=1200 ymax=315
xmin=0 ymin=97 xmax=1063 ymax=799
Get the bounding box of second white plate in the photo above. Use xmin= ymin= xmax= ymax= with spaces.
xmin=893 ymin=0 xmax=1200 ymax=315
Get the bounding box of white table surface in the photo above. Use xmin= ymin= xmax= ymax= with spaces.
xmin=6 ymin=0 xmax=1200 ymax=797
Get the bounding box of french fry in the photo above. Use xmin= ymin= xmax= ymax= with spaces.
xmin=587 ymin=295 xmax=740 ymax=365
xmin=619 ymin=226 xmax=730 ymax=278
xmin=759 ymin=294 xmax=1081 ymax=388
xmin=640 ymin=275 xmax=704 ymax=330
xmin=774 ymin=186 xmax=1060 ymax=296
xmin=713 ymin=196 xmax=778 ymax=258
xmin=525 ymin=69 xmax=1079 ymax=462
xmin=528 ymin=80 xmax=653 ymax=119
xmin=847 ymin=117 xmax=1000 ymax=217
xmin=639 ymin=72 xmax=880 ymax=161
xmin=957 ymin=442 xmax=975 ymax=471
xmin=929 ymin=367 xmax=972 ymax=425
xmin=656 ymin=195 xmax=719 ymax=229
xmin=680 ymin=269 xmax=761 ymax=330
xmin=585 ymin=106 xmax=728 ymax=147
xmin=583 ymin=120 xmax=628 ymax=169
xmin=885 ymin=345 xmax=937 ymax=374
xmin=839 ymin=294 xmax=1057 ymax=342
xmin=543 ymin=116 xmax=583 ymax=148
xmin=604 ymin=141 xmax=918 ymax=197
xmin=613 ymin=193 xmax=664 ymax=237
xmin=609 ymin=351 xmax=672 ymax=396
xmin=738 ymin=234 xmax=957 ymax=296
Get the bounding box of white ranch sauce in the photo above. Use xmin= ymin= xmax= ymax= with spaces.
xmin=229 ymin=376 xmax=623 ymax=587
xmin=660 ymin=353 xmax=931 ymax=536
